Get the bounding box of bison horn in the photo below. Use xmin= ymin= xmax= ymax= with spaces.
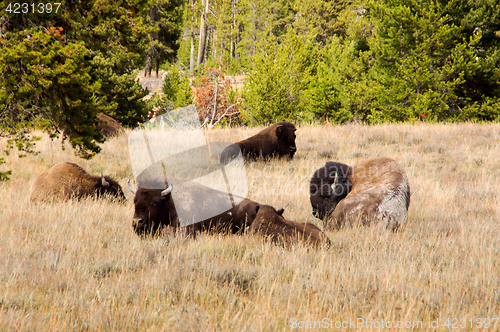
xmin=275 ymin=124 xmax=283 ymax=137
xmin=161 ymin=180 xmax=173 ymax=197
xmin=101 ymin=172 xmax=110 ymax=188
xmin=127 ymin=177 xmax=137 ymax=195
xmin=331 ymin=172 xmax=339 ymax=192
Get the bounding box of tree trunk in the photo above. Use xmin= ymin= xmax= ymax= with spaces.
xmin=197 ymin=0 xmax=209 ymax=66
xmin=189 ymin=0 xmax=195 ymax=73
xmin=155 ymin=56 xmax=160 ymax=76
xmin=145 ymin=51 xmax=152 ymax=77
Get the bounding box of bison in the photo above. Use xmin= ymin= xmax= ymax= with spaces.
xmin=61 ymin=114 xmax=124 ymax=143
xmin=310 ymin=157 xmax=410 ymax=231
xmin=220 ymin=122 xmax=297 ymax=163
xmin=127 ymin=178 xmax=330 ymax=248
xmin=30 ymin=162 xmax=126 ymax=202
xmin=96 ymin=114 xmax=125 ymax=138
xmin=249 ymin=205 xmax=331 ymax=248
xmin=127 ymin=177 xmax=261 ymax=236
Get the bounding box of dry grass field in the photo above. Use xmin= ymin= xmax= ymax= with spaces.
xmin=1 ymin=123 xmax=500 ymax=331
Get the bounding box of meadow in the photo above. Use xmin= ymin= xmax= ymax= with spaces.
xmin=1 ymin=123 xmax=500 ymax=331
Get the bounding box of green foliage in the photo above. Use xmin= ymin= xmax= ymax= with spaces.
xmin=146 ymin=93 xmax=174 ymax=118
xmin=174 ymin=0 xmax=500 ymax=123
xmin=0 ymin=0 xmax=151 ymax=161
xmin=363 ymin=0 xmax=500 ymax=122
xmin=0 ymin=158 xmax=11 ymax=181
xmin=305 ymin=39 xmax=352 ymax=123
xmin=0 ymin=28 xmax=107 ymax=158
xmin=145 ymin=0 xmax=185 ymax=74
xmin=237 ymin=0 xmax=296 ymax=70
xmin=242 ymin=29 xmax=314 ymax=124
xmin=293 ymin=0 xmax=354 ymax=44
xmin=162 ymin=67 xmax=193 ymax=108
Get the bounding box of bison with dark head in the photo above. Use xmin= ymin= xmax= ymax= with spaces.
xmin=127 ymin=178 xmax=261 ymax=237
xmin=249 ymin=205 xmax=331 ymax=248
xmin=128 ymin=178 xmax=329 ymax=248
xmin=310 ymin=157 xmax=410 ymax=231
xmin=30 ymin=162 xmax=125 ymax=202
xmin=220 ymin=122 xmax=297 ymax=163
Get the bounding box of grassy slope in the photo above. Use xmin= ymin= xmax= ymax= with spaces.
xmin=1 ymin=123 xmax=499 ymax=331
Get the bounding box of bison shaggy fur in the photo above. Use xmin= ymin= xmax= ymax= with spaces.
xmin=129 ymin=179 xmax=261 ymax=237
xmin=310 ymin=157 xmax=410 ymax=231
xmin=220 ymin=122 xmax=297 ymax=163
xmin=30 ymin=162 xmax=125 ymax=202
xmin=97 ymin=114 xmax=125 ymax=138
xmin=249 ymin=205 xmax=331 ymax=248
xmin=129 ymin=180 xmax=329 ymax=248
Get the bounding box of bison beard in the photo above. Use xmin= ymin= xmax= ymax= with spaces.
xmin=220 ymin=121 xmax=297 ymax=164
xmin=310 ymin=157 xmax=411 ymax=231
xmin=30 ymin=162 xmax=126 ymax=202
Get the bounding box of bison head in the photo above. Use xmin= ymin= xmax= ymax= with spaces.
xmin=127 ymin=179 xmax=177 ymax=236
xmin=251 ymin=205 xmax=331 ymax=248
xmin=220 ymin=143 xmax=241 ymax=165
xmin=275 ymin=122 xmax=297 ymax=158
xmin=310 ymin=162 xmax=352 ymax=220
xmin=95 ymin=172 xmax=126 ymax=201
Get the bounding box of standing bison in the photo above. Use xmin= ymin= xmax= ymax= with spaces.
xmin=220 ymin=122 xmax=297 ymax=163
xmin=310 ymin=157 xmax=410 ymax=231
xmin=30 ymin=162 xmax=126 ymax=202
xmin=250 ymin=205 xmax=331 ymax=248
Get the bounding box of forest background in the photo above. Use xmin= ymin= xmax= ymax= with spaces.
xmin=1 ymin=0 xmax=500 ymax=171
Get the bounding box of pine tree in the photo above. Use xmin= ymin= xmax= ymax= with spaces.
xmin=237 ymin=0 xmax=296 ymax=69
xmin=365 ymin=0 xmax=500 ymax=121
xmin=145 ymin=0 xmax=185 ymax=76
xmin=163 ymin=67 xmax=193 ymax=108
xmin=242 ymin=29 xmax=313 ymax=124
xmin=293 ymin=0 xmax=353 ymax=44
xmin=305 ymin=39 xmax=352 ymax=123
xmin=212 ymin=0 xmax=239 ymax=72
xmin=0 ymin=0 xmax=151 ymax=159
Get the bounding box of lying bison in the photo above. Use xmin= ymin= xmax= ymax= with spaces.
xmin=310 ymin=157 xmax=410 ymax=231
xmin=127 ymin=177 xmax=260 ymax=236
xmin=250 ymin=205 xmax=331 ymax=248
xmin=30 ymin=162 xmax=126 ymax=202
xmin=220 ymin=122 xmax=297 ymax=163
xmin=127 ymin=178 xmax=330 ymax=247
xmin=97 ymin=114 xmax=125 ymax=138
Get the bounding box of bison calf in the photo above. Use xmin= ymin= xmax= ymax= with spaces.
xmin=220 ymin=121 xmax=297 ymax=163
xmin=30 ymin=162 xmax=125 ymax=202
xmin=249 ymin=205 xmax=331 ymax=248
xmin=310 ymin=157 xmax=410 ymax=231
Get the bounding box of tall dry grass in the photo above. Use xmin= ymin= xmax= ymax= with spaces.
xmin=1 ymin=123 xmax=500 ymax=331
